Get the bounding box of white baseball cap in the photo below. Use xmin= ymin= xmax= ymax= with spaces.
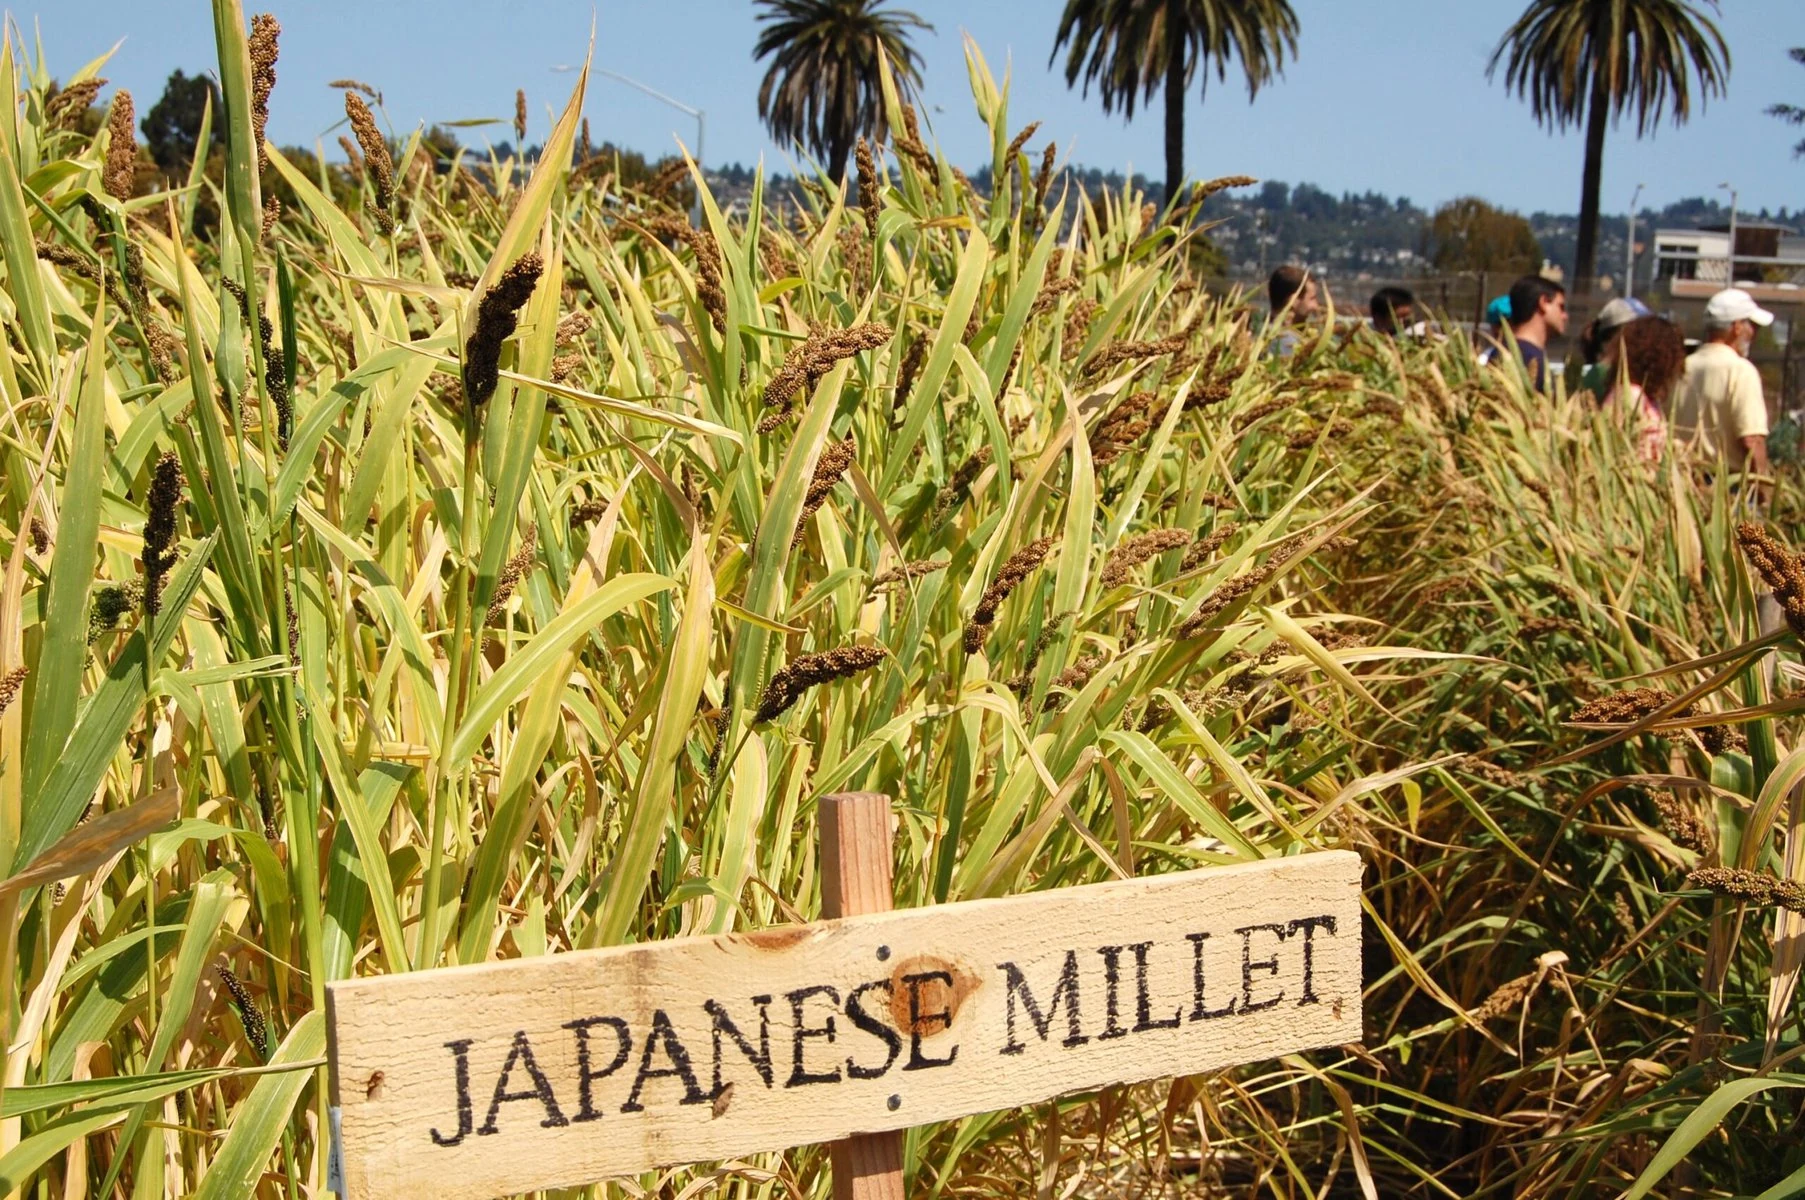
xmin=1705 ymin=287 xmax=1775 ymax=327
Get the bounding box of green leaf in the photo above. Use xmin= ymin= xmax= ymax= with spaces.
xmin=209 ymin=0 xmax=260 ymax=251
xmin=0 ymin=1108 xmax=128 ymax=1192
xmin=882 ymin=228 xmax=989 ymax=493
xmin=594 ymin=529 xmax=716 ymax=946
xmin=14 ymin=536 xmax=218 ymax=871
xmin=1101 ymin=729 xmax=1262 ymax=860
xmin=0 ymin=35 xmax=53 ymax=369
xmin=192 ymin=1012 xmax=324 ymax=1200
xmin=445 ymin=573 xmax=675 ymax=769
xmin=1621 ymin=1075 xmax=1805 ymax=1200
xmin=18 ymin=297 xmax=109 ymax=835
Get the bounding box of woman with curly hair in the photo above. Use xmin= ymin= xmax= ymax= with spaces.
xmin=1599 ymin=315 xmax=1687 ymax=462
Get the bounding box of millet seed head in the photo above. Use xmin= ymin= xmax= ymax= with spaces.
xmin=103 ymin=90 xmax=136 ymax=201
xmin=755 ymin=644 xmax=887 ymax=723
xmin=462 ymin=253 xmax=544 ymax=411
xmin=963 ymin=537 xmax=1055 ymax=655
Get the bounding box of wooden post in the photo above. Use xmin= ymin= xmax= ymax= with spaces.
xmin=818 ymin=792 xmax=906 ymax=1200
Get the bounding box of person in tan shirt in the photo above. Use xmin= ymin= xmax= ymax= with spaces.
xmin=1669 ymin=288 xmax=1772 ymax=483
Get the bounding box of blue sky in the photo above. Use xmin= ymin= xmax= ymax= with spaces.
xmin=20 ymin=1 xmax=1805 ymax=217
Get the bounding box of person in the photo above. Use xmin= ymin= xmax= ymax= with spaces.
xmin=1474 ymin=294 xmax=1512 ymax=359
xmin=1578 ymin=296 xmax=1652 ymax=394
xmin=1369 ymin=286 xmax=1415 ymax=337
xmin=1266 ymin=264 xmax=1321 ymax=358
xmin=1596 ymin=315 xmax=1685 ymax=462
xmin=1484 ymin=275 xmax=1568 ymax=391
xmin=1669 ymin=287 xmax=1773 ymax=489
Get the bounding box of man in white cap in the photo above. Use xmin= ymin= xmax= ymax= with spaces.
xmin=1670 ymin=287 xmax=1773 ymax=489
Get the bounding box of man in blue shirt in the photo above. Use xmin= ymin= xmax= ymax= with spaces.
xmin=1490 ymin=275 xmax=1568 ymax=391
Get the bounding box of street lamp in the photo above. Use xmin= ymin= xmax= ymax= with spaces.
xmin=559 ymin=65 xmax=706 ymax=227
xmin=1719 ymin=181 xmax=1737 ymax=285
xmin=1624 ymin=182 xmax=1644 ymax=299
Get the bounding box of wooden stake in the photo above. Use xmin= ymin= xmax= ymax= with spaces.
xmin=818 ymin=792 xmax=906 ymax=1200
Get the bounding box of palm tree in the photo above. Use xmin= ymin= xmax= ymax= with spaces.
xmin=753 ymin=0 xmax=933 ymax=183
xmin=1050 ymin=0 xmax=1298 ymax=208
xmin=1769 ymin=47 xmax=1805 ymax=159
xmin=1490 ymin=0 xmax=1729 ymax=295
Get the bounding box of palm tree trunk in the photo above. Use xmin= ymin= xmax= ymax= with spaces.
xmin=1163 ymin=21 xmax=1185 ymax=208
xmin=828 ymin=138 xmax=851 ymax=185
xmin=1573 ymin=71 xmax=1610 ymax=296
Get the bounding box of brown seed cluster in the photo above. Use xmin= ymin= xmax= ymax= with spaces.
xmin=1234 ymin=394 xmax=1300 ymax=433
xmin=641 ymin=215 xmax=727 ymax=334
xmin=794 ymin=436 xmax=856 ymax=546
xmin=1285 ymin=419 xmax=1353 ymax=451
xmin=89 ymin=581 xmax=143 ymax=643
xmin=1418 ymin=578 xmax=1469 ymax=604
xmin=1518 ymin=615 xmax=1572 ymax=641
xmin=1029 ymin=275 xmax=1081 ymax=319
xmin=1135 ymin=686 xmax=1224 ymax=733
xmin=1181 ymin=523 xmax=1241 ymax=572
xmin=1655 ymin=794 xmax=1713 ymax=854
xmin=1175 ymin=565 xmax=1277 ymax=639
xmin=1737 ymin=523 xmax=1805 ymax=636
xmin=514 ymin=89 xmax=527 ymax=145
xmin=569 ymin=498 xmax=609 ymax=526
xmin=760 ymin=323 xmax=893 ymax=430
xmin=29 ymin=516 xmax=48 ymax=555
xmin=892 ymin=337 xmax=927 ymax=414
xmin=344 ymin=91 xmax=394 ymax=235
xmin=755 ymin=645 xmax=887 ymax=723
xmin=1061 ymin=298 xmax=1101 ymax=360
xmin=1085 ymin=331 xmax=1189 ymax=377
xmin=1031 ymin=143 xmax=1056 ymax=216
xmin=103 ymin=90 xmax=135 ymax=202
xmin=0 ymin=666 xmax=26 ymax=718
xmin=1190 ymin=175 xmax=1259 ymax=205
xmin=856 ymin=137 xmax=880 ymax=238
xmin=221 ymin=277 xmax=289 ymax=443
xmin=1313 ymin=628 xmax=1368 ymax=651
xmin=892 ymin=103 xmax=936 ymax=176
xmin=1462 ymin=757 xmax=1522 ymax=789
xmin=1471 ymin=972 xmax=1535 ymax=1022
xmin=648 ymin=159 xmax=689 ymax=202
xmin=217 ymin=964 xmax=269 ymax=1059
xmin=1003 ymin=120 xmax=1042 ymax=165
xmin=555 ymin=311 xmax=592 ymax=345
xmin=964 ymin=538 xmax=1055 ymax=655
xmin=1699 ymin=724 xmax=1747 ymax=756
xmin=463 ymin=253 xmax=544 ymax=411
xmin=1102 ymin=528 xmax=1193 ymax=589
xmin=1686 ymin=867 xmax=1805 ymax=914
xmin=282 ymin=580 xmax=300 ymax=666
xmin=142 ymin=452 xmax=185 ymax=616
xmin=248 ymin=14 xmax=279 ymax=172
xmin=870 ymin=559 xmax=948 ymax=591
xmin=1047 ymin=654 xmax=1104 ymax=702
xmin=1092 ymin=391 xmax=1155 ymax=464
xmin=1570 ymin=687 xmax=1687 ymax=726
xmin=933 ymin=445 xmax=993 ymax=522
xmin=47 ymin=77 xmax=106 ymax=130
xmin=486 ymin=527 xmax=538 ymax=625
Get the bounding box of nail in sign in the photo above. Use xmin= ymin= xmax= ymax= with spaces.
xmin=326 ymin=851 xmax=1361 ymax=1200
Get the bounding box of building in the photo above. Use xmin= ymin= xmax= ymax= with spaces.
xmin=1651 ymin=221 xmax=1805 ymax=298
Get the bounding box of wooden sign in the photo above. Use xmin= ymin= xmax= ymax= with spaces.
xmin=327 ymin=848 xmax=1361 ymax=1199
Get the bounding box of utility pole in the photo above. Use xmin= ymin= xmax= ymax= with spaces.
xmin=591 ymin=67 xmax=707 ymax=227
xmin=1625 ymin=182 xmax=1644 ymax=298
xmin=1719 ymin=181 xmax=1738 ymax=285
